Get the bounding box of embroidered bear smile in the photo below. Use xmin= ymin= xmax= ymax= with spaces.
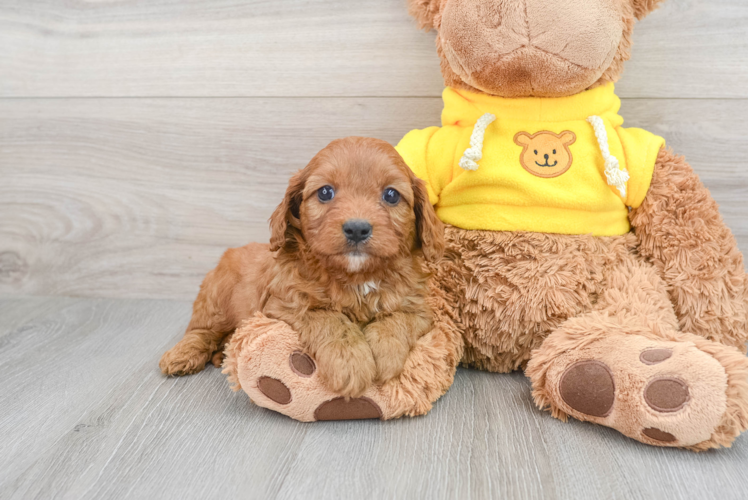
xmin=536 ymin=159 xmax=558 ymax=168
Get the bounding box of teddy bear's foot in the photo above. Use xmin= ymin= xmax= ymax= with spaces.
xmin=527 ymin=314 xmax=748 ymax=450
xmin=222 ymin=311 xmax=462 ymax=422
xmin=222 ymin=316 xmax=384 ymax=421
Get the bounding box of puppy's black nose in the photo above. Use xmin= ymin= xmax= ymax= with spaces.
xmin=544 ymin=153 xmax=549 ymax=160
xmin=343 ymin=219 xmax=372 ymax=243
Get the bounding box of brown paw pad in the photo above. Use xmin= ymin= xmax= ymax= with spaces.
xmin=257 ymin=377 xmax=292 ymax=405
xmin=639 ymin=348 xmax=673 ymax=365
xmin=289 ymin=351 xmax=316 ymax=377
xmin=314 ymin=397 xmax=383 ymax=421
xmin=642 ymin=427 xmax=677 ymax=443
xmin=559 ymin=360 xmax=615 ymax=417
xmin=644 ymin=377 xmax=689 ymax=413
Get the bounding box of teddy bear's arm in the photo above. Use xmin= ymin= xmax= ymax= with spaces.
xmin=629 ymin=147 xmax=748 ymax=349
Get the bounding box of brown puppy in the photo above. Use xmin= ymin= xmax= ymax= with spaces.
xmin=159 ymin=137 xmax=444 ymax=398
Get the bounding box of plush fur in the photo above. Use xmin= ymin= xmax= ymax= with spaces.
xmin=631 ymin=149 xmax=748 ymax=351
xmin=413 ymin=0 xmax=658 ymax=97
xmin=160 ymin=137 xmax=445 ymax=399
xmin=407 ymin=0 xmax=748 ymax=449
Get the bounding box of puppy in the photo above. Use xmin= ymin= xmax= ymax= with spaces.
xmin=159 ymin=137 xmax=444 ymax=398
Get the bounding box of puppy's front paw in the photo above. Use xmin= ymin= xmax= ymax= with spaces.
xmin=369 ymin=337 xmax=410 ymax=384
xmin=316 ymin=338 xmax=376 ymax=398
xmin=159 ymin=341 xmax=211 ymax=376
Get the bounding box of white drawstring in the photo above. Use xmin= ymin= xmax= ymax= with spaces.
xmin=587 ymin=115 xmax=629 ymax=199
xmin=459 ymin=113 xmax=496 ymax=171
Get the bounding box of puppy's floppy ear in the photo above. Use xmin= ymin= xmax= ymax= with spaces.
xmin=269 ymin=169 xmax=307 ymax=252
xmin=412 ymin=176 xmax=444 ymax=262
xmin=408 ymin=0 xmax=442 ymax=31
xmin=630 ymin=0 xmax=666 ymax=20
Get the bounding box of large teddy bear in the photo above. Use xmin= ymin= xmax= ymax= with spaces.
xmin=224 ymin=0 xmax=748 ymax=450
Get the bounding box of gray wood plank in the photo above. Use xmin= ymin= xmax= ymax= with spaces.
xmin=0 ymin=296 xmax=77 ymax=338
xmin=1 ymin=0 xmax=746 ymax=99
xmin=0 ymin=297 xmax=191 ymax=490
xmin=0 ymin=297 xmax=746 ymax=500
xmin=1 ymin=97 xmax=746 ymax=300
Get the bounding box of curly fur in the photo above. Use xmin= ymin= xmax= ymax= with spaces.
xmin=160 ymin=137 xmax=445 ymax=399
xmin=222 ymin=278 xmax=464 ymax=421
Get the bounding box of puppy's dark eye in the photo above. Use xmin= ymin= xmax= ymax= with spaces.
xmin=553 ymin=149 xmax=557 ymax=155
xmin=382 ymin=188 xmax=401 ymax=205
xmin=534 ymin=150 xmax=538 ymax=155
xmin=317 ymin=185 xmax=335 ymax=203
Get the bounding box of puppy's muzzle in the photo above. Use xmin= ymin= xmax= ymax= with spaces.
xmin=343 ymin=219 xmax=372 ymax=244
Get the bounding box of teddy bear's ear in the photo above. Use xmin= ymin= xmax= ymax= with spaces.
xmin=630 ymin=0 xmax=667 ymax=20
xmin=408 ymin=0 xmax=441 ymax=31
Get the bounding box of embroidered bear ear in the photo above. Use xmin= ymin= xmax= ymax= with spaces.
xmin=559 ymin=131 xmax=577 ymax=146
xmin=407 ymin=0 xmax=442 ymax=31
xmin=514 ymin=132 xmax=532 ymax=147
xmin=630 ymin=0 xmax=667 ymax=20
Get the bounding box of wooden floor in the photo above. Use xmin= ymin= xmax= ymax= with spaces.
xmin=1 ymin=0 xmax=748 ymax=498
xmin=1 ymin=296 xmax=747 ymax=500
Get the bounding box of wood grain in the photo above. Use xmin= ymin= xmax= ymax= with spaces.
xmin=1 ymin=1 xmax=747 ymax=498
xmin=1 ymin=97 xmax=746 ymax=300
xmin=0 ymin=296 xmax=746 ymax=500
xmin=1 ymin=0 xmax=747 ymax=98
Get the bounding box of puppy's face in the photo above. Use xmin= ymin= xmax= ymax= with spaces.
xmin=270 ymin=137 xmax=443 ymax=275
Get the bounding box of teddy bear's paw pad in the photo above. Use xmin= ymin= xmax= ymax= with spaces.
xmin=643 ymin=377 xmax=689 ymax=413
xmin=642 ymin=427 xmax=677 ymax=443
xmin=559 ymin=360 xmax=615 ymax=417
xmin=289 ymin=351 xmax=316 ymax=377
xmin=639 ymin=348 xmax=672 ymax=365
xmin=314 ymin=397 xmax=383 ymax=421
xmin=257 ymin=377 xmax=292 ymax=405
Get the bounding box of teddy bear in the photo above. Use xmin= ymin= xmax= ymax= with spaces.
xmin=224 ymin=0 xmax=748 ymax=450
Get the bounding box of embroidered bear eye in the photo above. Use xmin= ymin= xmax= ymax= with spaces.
xmin=317 ymin=185 xmax=335 ymax=203
xmin=382 ymin=188 xmax=401 ymax=205
xmin=534 ymin=150 xmax=538 ymax=155
xmin=553 ymin=149 xmax=557 ymax=155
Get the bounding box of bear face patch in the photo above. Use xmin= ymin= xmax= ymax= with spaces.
xmin=514 ymin=130 xmax=576 ymax=178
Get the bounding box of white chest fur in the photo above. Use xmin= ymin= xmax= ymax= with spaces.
xmin=357 ymin=281 xmax=378 ymax=297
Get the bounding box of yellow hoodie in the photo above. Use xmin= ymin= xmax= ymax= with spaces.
xmin=395 ymin=84 xmax=665 ymax=236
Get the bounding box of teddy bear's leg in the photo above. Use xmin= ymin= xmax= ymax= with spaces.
xmin=222 ymin=286 xmax=462 ymax=422
xmin=630 ymin=148 xmax=748 ymax=351
xmin=526 ymin=257 xmax=748 ymax=450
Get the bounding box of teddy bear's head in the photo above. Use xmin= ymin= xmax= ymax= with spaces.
xmin=408 ymin=0 xmax=665 ymax=97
